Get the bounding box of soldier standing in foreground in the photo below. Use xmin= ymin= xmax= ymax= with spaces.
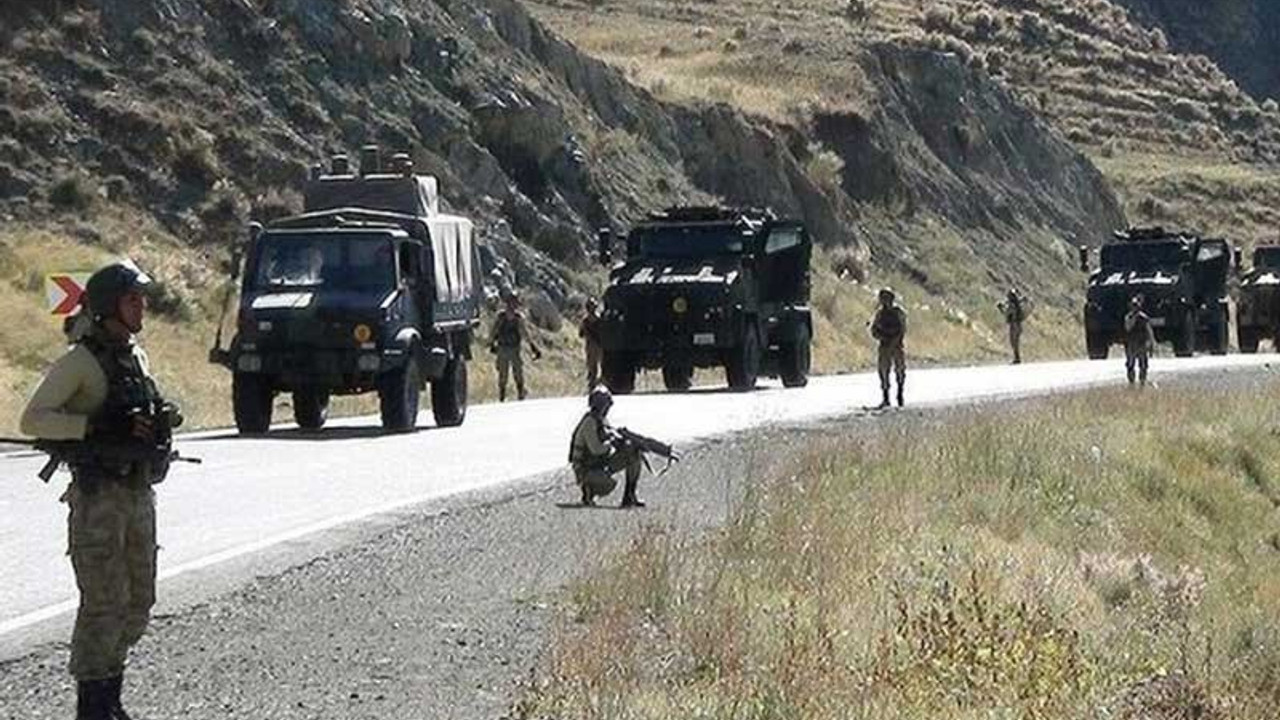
xmin=870 ymin=287 xmax=908 ymax=408
xmin=1124 ymin=294 xmax=1155 ymax=386
xmin=578 ymin=297 xmax=603 ymax=392
xmin=489 ymin=291 xmax=541 ymax=401
xmin=997 ymin=287 xmax=1031 ymax=364
xmin=569 ymin=387 xmax=645 ymax=508
xmin=20 ymin=261 xmax=180 ymax=720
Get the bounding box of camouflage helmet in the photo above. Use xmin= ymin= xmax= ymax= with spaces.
xmin=878 ymin=286 xmax=896 ymax=302
xmin=84 ymin=260 xmax=152 ymax=318
xmin=588 ymin=386 xmax=613 ymax=413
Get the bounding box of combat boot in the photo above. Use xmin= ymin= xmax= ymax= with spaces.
xmin=580 ymin=484 xmax=595 ymax=507
xmin=106 ymin=675 xmax=135 ymax=720
xmin=896 ymin=386 xmax=905 ymax=407
xmin=76 ymin=679 xmax=112 ymax=720
xmin=876 ymin=389 xmax=890 ymax=409
xmin=620 ymin=469 xmax=644 ymax=508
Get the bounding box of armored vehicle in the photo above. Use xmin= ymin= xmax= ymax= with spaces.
xmin=210 ymin=148 xmax=482 ymax=434
xmin=595 ymin=206 xmax=813 ymax=393
xmin=1080 ymin=226 xmax=1231 ymax=359
xmin=1236 ymin=245 xmax=1280 ymax=353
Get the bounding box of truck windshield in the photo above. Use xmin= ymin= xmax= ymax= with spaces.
xmin=633 ymin=225 xmax=747 ymax=259
xmin=251 ymin=233 xmax=396 ymax=291
xmin=1100 ymin=241 xmax=1187 ymax=271
xmin=1255 ymin=247 xmax=1280 ymax=269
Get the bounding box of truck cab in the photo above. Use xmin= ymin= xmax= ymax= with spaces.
xmin=213 ymin=149 xmax=481 ymax=433
xmin=597 ymin=206 xmax=813 ymax=392
xmin=1081 ymin=226 xmax=1231 ymax=358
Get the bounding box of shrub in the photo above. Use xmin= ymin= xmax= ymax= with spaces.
xmin=1019 ymin=12 xmax=1053 ymax=48
xmin=842 ymin=0 xmax=874 ymax=23
xmin=721 ymin=39 xmax=739 ymax=53
xmin=782 ymin=37 xmax=805 ymax=55
xmin=967 ymin=9 xmax=1001 ymax=41
xmin=48 ymin=172 xmax=98 ymax=211
xmin=1263 ymin=98 xmax=1279 ymax=114
xmin=922 ymin=7 xmax=955 ymax=34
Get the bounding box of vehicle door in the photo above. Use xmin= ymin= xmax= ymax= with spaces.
xmin=1193 ymin=239 xmax=1230 ymax=305
xmin=759 ymin=222 xmax=812 ymax=307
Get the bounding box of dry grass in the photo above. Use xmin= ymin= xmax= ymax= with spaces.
xmin=519 ymin=384 xmax=1280 ymax=718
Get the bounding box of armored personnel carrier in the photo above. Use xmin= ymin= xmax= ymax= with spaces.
xmin=595 ymin=206 xmax=813 ymax=393
xmin=211 ymin=148 xmax=482 ymax=433
xmin=1236 ymin=244 xmax=1280 ymax=353
xmin=1080 ymin=226 xmax=1231 ymax=359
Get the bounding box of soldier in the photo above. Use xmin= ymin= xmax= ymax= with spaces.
xmin=489 ymin=291 xmax=541 ymax=401
xmin=869 ymin=287 xmax=907 ymax=408
xmin=578 ymin=297 xmax=603 ymax=391
xmin=568 ymin=387 xmax=644 ymax=508
xmin=1124 ymin=294 xmax=1155 ymax=386
xmin=20 ymin=261 xmax=180 ymax=720
xmin=997 ymin=287 xmax=1031 ymax=364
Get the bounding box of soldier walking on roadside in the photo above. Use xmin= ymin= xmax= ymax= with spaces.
xmin=490 ymin=290 xmax=541 ymax=401
xmin=870 ymin=287 xmax=908 ymax=408
xmin=998 ymin=287 xmax=1031 ymax=364
xmin=578 ymin=298 xmax=603 ymax=392
xmin=568 ymin=387 xmax=644 ymax=508
xmin=20 ymin=261 xmax=182 ymax=720
xmin=1124 ymin=294 xmax=1155 ymax=386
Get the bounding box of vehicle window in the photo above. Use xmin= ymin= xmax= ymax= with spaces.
xmin=1100 ymin=241 xmax=1186 ymax=271
xmin=1254 ymin=247 xmax=1280 ymax=269
xmin=1196 ymin=243 xmax=1225 ymax=262
xmin=765 ymin=229 xmax=801 ymax=254
xmin=253 ymin=234 xmax=396 ymax=291
xmin=634 ymin=225 xmax=747 ymax=258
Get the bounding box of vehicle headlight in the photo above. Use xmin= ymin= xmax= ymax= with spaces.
xmin=237 ymin=354 xmax=263 ymax=372
xmin=672 ymin=297 xmax=689 ymax=314
xmin=357 ymin=354 xmax=380 ymax=372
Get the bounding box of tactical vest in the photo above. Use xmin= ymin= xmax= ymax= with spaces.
xmin=568 ymin=412 xmax=609 ymax=469
xmin=874 ymin=307 xmax=904 ymax=342
xmin=495 ymin=312 xmax=522 ymax=348
xmin=74 ymin=334 xmax=162 ymax=482
xmin=1007 ymin=298 xmax=1025 ymax=323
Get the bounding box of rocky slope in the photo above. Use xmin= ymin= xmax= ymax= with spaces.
xmin=0 ymin=0 xmax=1120 ymax=425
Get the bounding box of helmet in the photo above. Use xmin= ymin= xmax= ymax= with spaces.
xmin=878 ymin=287 xmax=895 ymax=302
xmin=588 ymin=386 xmax=613 ymax=413
xmin=84 ymin=260 xmax=151 ymax=318
xmin=1130 ymin=294 xmax=1144 ymax=307
xmin=585 ymin=297 xmax=598 ymax=312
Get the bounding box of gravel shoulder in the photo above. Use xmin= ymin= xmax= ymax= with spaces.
xmin=0 ymin=367 xmax=1271 ymax=719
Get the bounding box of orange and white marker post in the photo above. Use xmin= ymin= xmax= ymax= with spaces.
xmin=45 ymin=273 xmax=92 ymax=318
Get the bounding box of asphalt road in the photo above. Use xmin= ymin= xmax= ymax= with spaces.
xmin=0 ymin=354 xmax=1274 ymax=659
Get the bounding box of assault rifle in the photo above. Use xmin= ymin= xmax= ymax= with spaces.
xmin=614 ymin=427 xmax=680 ymax=475
xmin=2 ymin=401 xmax=201 ymax=483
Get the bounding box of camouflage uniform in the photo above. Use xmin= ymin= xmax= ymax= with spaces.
xmin=998 ymin=290 xmax=1030 ymax=364
xmin=20 ymin=328 xmax=164 ymax=683
xmin=569 ymin=411 xmax=642 ymax=506
xmin=870 ymin=300 xmax=908 ymax=407
xmin=490 ymin=307 xmax=535 ymax=401
xmin=1124 ymin=306 xmax=1155 ymax=386
xmin=578 ymin=304 xmax=603 ymax=391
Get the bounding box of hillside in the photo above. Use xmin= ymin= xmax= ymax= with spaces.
xmin=528 ymin=0 xmax=1280 ymax=248
xmin=1 ymin=0 xmax=1120 ymax=428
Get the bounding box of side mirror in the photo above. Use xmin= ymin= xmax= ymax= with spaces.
xmin=248 ymin=221 xmax=264 ymax=244
xmin=1077 ymin=245 xmax=1090 ymax=273
xmin=596 ymin=228 xmax=613 ymax=266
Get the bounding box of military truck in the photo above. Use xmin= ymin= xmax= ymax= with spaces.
xmin=1236 ymin=244 xmax=1280 ymax=353
xmin=595 ymin=206 xmax=813 ymax=393
xmin=210 ymin=148 xmax=482 ymax=434
xmin=1080 ymin=226 xmax=1231 ymax=359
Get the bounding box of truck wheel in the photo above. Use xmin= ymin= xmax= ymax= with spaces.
xmin=292 ymin=390 xmax=329 ymax=430
xmin=725 ymin=323 xmax=760 ymax=391
xmin=379 ymin=355 xmax=421 ymax=432
xmin=779 ymin=324 xmax=812 ymax=388
xmin=1086 ymin=332 xmax=1109 ymax=360
xmin=431 ymin=357 xmax=468 ymax=428
xmin=662 ymin=364 xmax=693 ymax=392
xmin=1239 ymin=326 xmax=1259 ymax=353
xmin=602 ymin=352 xmax=636 ymax=395
xmin=233 ymin=373 xmax=274 ymax=435
xmin=1173 ymin=310 xmax=1196 ymax=358
xmin=1209 ymin=318 xmax=1229 ymax=355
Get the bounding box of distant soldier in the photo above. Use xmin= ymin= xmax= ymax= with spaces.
xmin=997 ymin=287 xmax=1032 ymax=364
xmin=1124 ymin=294 xmax=1155 ymax=386
xmin=870 ymin=287 xmax=908 ymax=408
xmin=578 ymin=298 xmax=603 ymax=391
xmin=569 ymin=387 xmax=645 ymax=508
xmin=21 ymin=261 xmax=181 ymax=720
xmin=489 ymin=291 xmax=541 ymax=401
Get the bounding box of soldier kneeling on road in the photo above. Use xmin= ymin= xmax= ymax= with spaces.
xmin=568 ymin=388 xmax=678 ymax=508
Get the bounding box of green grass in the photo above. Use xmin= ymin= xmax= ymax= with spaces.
xmin=518 ymin=384 xmax=1280 ymax=719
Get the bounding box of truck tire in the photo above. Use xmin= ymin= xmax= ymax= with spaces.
xmin=779 ymin=324 xmax=812 ymax=388
xmin=662 ymin=364 xmax=693 ymax=392
xmin=725 ymin=322 xmax=761 ymax=392
xmin=379 ymin=355 xmax=421 ymax=432
xmin=602 ymin=352 xmax=636 ymax=395
xmin=292 ymin=390 xmax=329 ymax=430
xmin=1239 ymin=326 xmax=1259 ymax=354
xmin=1209 ymin=315 xmax=1229 ymax=355
xmin=1173 ymin=310 xmax=1196 ymax=358
xmin=1086 ymin=332 xmax=1109 ymax=360
xmin=431 ymin=357 xmax=468 ymax=428
xmin=233 ymin=373 xmax=273 ymax=435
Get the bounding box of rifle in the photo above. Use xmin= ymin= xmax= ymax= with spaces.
xmin=614 ymin=427 xmax=680 ymax=475
xmin=2 ymin=401 xmax=201 ymax=483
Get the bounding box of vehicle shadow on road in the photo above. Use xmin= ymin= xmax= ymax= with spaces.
xmin=553 ymin=501 xmax=637 ymax=511
xmin=190 ymin=426 xmax=435 ymax=442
